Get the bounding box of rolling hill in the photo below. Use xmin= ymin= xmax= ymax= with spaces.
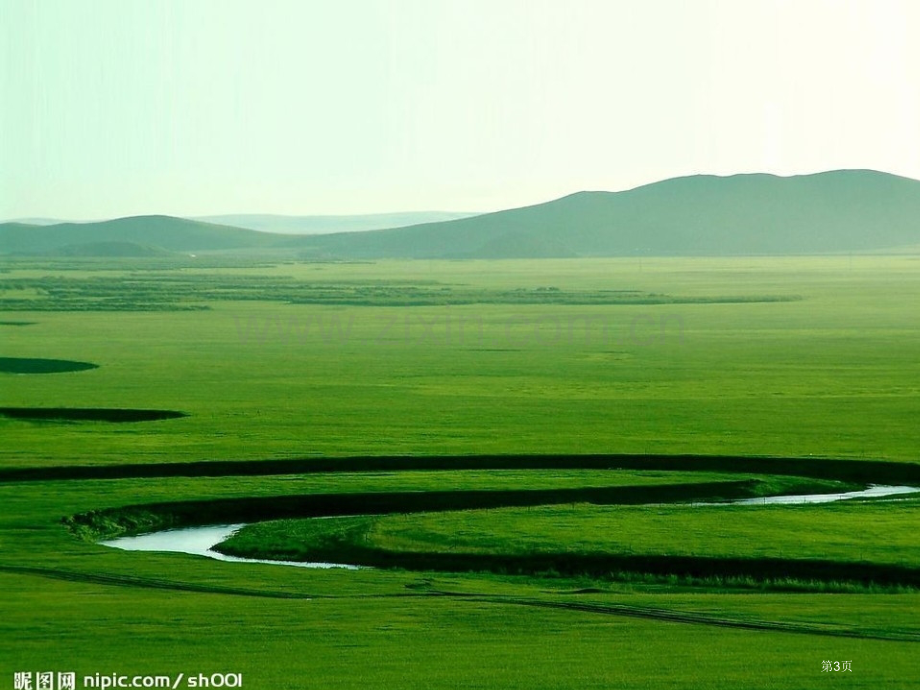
xmin=291 ymin=170 xmax=920 ymax=258
xmin=0 ymin=215 xmax=278 ymax=256
xmin=4 ymin=170 xmax=920 ymax=258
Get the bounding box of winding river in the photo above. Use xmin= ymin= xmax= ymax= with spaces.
xmin=99 ymin=484 xmax=920 ymax=570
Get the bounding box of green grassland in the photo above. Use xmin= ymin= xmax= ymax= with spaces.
xmin=218 ymin=497 xmax=920 ymax=587
xmin=2 ymin=256 xmax=920 ymax=465
xmin=3 ymin=255 xmax=920 ymax=688
xmin=360 ymin=499 xmax=920 ymax=567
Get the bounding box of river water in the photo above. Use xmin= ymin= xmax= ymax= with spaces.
xmin=100 ymin=523 xmax=359 ymax=569
xmin=727 ymin=484 xmax=920 ymax=505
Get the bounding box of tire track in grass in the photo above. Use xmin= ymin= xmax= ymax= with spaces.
xmin=469 ymin=596 xmax=920 ymax=643
xmin=0 ymin=564 xmax=315 ymax=599
xmin=3 ymin=564 xmax=918 ymax=643
xmin=0 ymin=563 xmax=465 ymax=601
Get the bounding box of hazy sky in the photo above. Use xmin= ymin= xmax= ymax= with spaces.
xmin=3 ymin=0 xmax=919 ymax=219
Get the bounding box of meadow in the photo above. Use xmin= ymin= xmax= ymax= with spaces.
xmin=218 ymin=497 xmax=920 ymax=587
xmin=2 ymin=255 xmax=920 ymax=688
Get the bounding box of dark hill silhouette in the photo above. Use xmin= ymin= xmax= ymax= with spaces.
xmin=4 ymin=170 xmax=920 ymax=258
xmin=292 ymin=169 xmax=920 ymax=258
xmin=0 ymin=215 xmax=276 ymax=255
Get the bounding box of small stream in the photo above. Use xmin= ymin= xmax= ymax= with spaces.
xmin=100 ymin=523 xmax=359 ymax=569
xmin=100 ymin=484 xmax=920 ymax=570
xmin=726 ymin=484 xmax=920 ymax=505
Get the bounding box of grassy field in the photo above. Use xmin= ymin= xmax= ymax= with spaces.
xmin=2 ymin=255 xmax=920 ymax=688
xmin=2 ymin=256 xmax=920 ymax=465
xmin=357 ymin=499 xmax=920 ymax=568
xmin=218 ymin=497 xmax=920 ymax=587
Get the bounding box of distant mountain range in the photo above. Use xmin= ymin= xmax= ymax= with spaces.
xmin=3 ymin=170 xmax=920 ymax=258
xmin=2 ymin=217 xmax=85 ymax=226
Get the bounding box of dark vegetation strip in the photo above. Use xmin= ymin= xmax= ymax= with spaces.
xmin=0 ymin=357 xmax=98 ymax=374
xmin=260 ymin=545 xmax=920 ymax=590
xmin=65 ymin=481 xmax=758 ymax=540
xmin=0 ymin=407 xmax=187 ymax=423
xmin=8 ymin=453 xmax=920 ymax=484
xmin=0 ymin=273 xmax=801 ymax=310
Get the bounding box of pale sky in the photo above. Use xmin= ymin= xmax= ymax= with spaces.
xmin=2 ymin=0 xmax=919 ymax=219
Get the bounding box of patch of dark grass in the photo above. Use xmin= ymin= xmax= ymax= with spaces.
xmin=595 ymin=570 xmax=920 ymax=594
xmin=0 ymin=357 xmax=99 ymax=374
xmin=0 ymin=407 xmax=187 ymax=423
